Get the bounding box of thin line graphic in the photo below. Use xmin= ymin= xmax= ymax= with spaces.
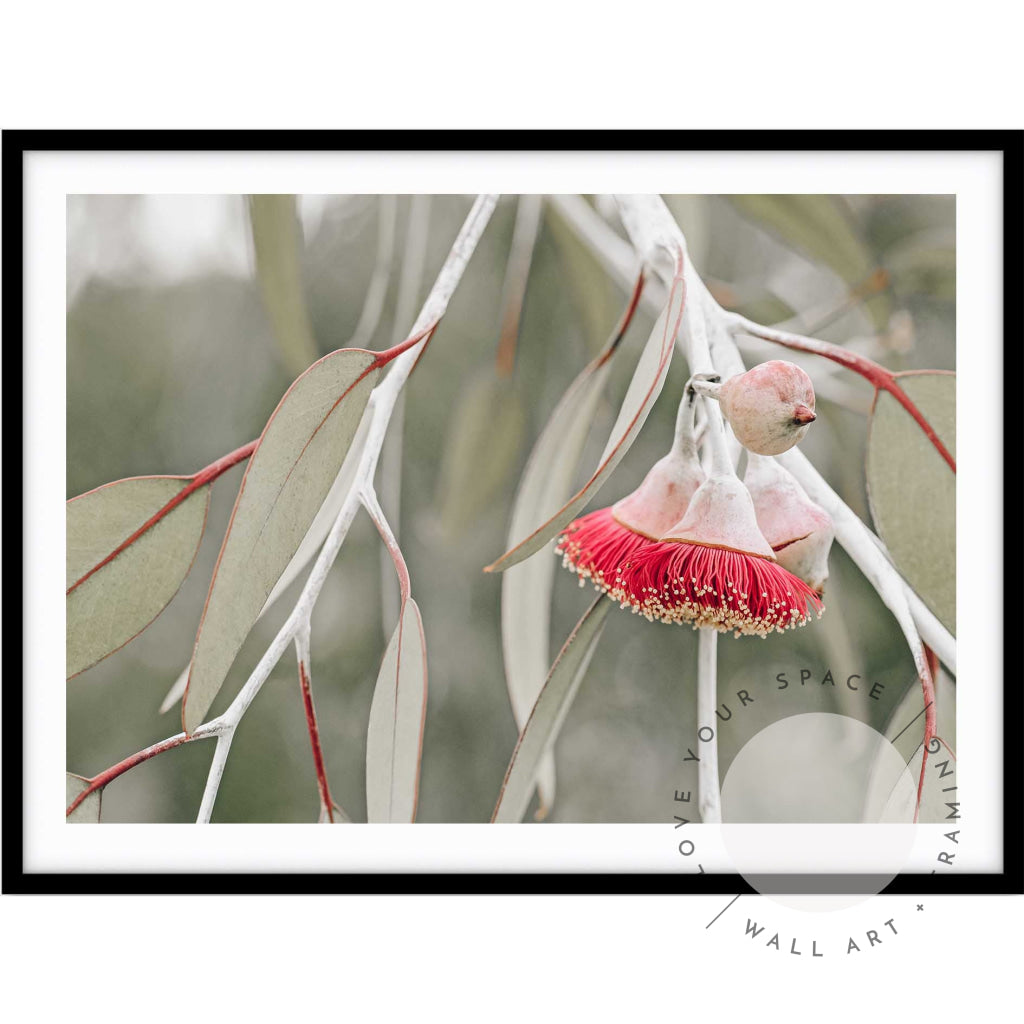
xmin=706 ymin=894 xmax=741 ymax=929
xmin=891 ymin=700 xmax=934 ymax=745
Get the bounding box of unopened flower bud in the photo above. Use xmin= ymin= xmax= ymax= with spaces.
xmin=744 ymin=454 xmax=834 ymax=594
xmin=718 ymin=360 xmax=816 ymax=456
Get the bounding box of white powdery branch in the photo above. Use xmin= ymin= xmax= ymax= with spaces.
xmin=191 ymin=194 xmax=499 ymax=823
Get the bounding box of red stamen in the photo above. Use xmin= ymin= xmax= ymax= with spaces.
xmin=557 ymin=507 xmax=823 ymax=637
xmin=555 ymin=508 xmax=652 ymax=591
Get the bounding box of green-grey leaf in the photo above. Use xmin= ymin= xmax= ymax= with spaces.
xmin=366 ymin=597 xmax=427 ymax=823
xmin=184 ymin=348 xmax=379 ymax=734
xmin=158 ymin=410 xmax=373 ymax=716
xmin=866 ymin=372 xmax=955 ymax=634
xmin=67 ymin=476 xmax=210 ymax=678
xmin=728 ymin=195 xmax=890 ymax=330
xmin=436 ymin=372 xmax=525 ymax=534
xmin=66 ymin=773 xmax=102 ymax=823
xmin=487 ymin=279 xmax=682 ymax=572
xmin=493 ymin=596 xmax=610 ymax=824
xmin=249 ymin=195 xmax=319 ymax=376
xmin=501 ymin=352 xmax=615 ymax=814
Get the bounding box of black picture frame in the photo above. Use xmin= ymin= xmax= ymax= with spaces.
xmin=5 ymin=129 xmax=1020 ymax=896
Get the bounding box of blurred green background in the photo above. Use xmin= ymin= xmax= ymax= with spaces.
xmin=66 ymin=193 xmax=955 ymax=823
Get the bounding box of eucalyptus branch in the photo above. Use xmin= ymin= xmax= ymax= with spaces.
xmin=190 ymin=194 xmax=497 ymax=822
xmin=196 ymin=733 xmax=234 ymax=824
xmin=551 ymin=193 xmax=890 ymax=415
xmin=69 ymin=195 xmax=499 ymax=823
xmin=569 ymin=195 xmax=952 ymax=665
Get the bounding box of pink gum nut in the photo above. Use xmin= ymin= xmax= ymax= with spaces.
xmin=556 ymin=450 xmax=705 ymax=594
xmin=718 ymin=360 xmax=816 ymax=456
xmin=744 ymin=455 xmax=835 ymax=595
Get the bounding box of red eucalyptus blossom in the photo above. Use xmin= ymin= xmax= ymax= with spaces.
xmin=557 ymin=390 xmax=823 ymax=637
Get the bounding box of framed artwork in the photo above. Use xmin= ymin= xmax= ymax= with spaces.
xmin=5 ymin=131 xmax=1019 ymax=898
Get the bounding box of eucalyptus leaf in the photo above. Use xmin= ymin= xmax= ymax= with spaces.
xmin=486 ymin=278 xmax=683 ymax=572
xmin=67 ymin=476 xmax=210 ymax=678
xmin=66 ymin=773 xmax=102 ymax=823
xmin=866 ymin=372 xmax=955 ymax=634
xmin=501 ymin=349 xmax=616 ymax=813
xmin=159 ymin=410 xmax=372 ymax=715
xmin=366 ymin=597 xmax=428 ymax=823
xmin=728 ymin=195 xmax=890 ymax=330
xmin=249 ymin=194 xmax=319 ymax=375
xmin=184 ymin=348 xmax=379 ymax=734
xmin=493 ymin=596 xmax=610 ymax=824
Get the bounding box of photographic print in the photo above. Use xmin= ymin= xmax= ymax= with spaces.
xmin=7 ymin=136 xmax=1013 ymax=893
xmin=63 ymin=190 xmax=957 ymax=833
